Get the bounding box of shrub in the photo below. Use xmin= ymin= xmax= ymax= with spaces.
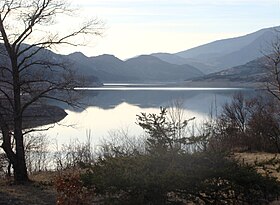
xmin=209 ymin=93 xmax=280 ymax=153
xmin=82 ymin=151 xmax=280 ymax=204
xmin=55 ymin=170 xmax=93 ymax=205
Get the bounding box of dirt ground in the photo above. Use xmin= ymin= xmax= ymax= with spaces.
xmin=0 ymin=172 xmax=56 ymax=205
xmin=0 ymin=183 xmax=56 ymax=205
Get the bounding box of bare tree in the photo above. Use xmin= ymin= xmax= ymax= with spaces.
xmin=24 ymin=133 xmax=51 ymax=173
xmin=222 ymin=92 xmax=249 ymax=133
xmin=263 ymin=30 xmax=280 ymax=101
xmin=215 ymin=92 xmax=250 ymax=151
xmin=53 ymin=134 xmax=95 ymax=170
xmin=98 ymin=128 xmax=146 ymax=158
xmin=0 ymin=0 xmax=103 ymax=183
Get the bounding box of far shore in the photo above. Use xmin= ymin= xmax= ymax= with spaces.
xmin=183 ymin=80 xmax=263 ymax=89
xmin=95 ymin=80 xmax=264 ymax=89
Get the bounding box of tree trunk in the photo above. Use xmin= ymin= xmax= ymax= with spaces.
xmin=7 ymin=160 xmax=11 ymax=177
xmin=1 ymin=123 xmax=16 ymax=170
xmin=1 ymin=112 xmax=29 ymax=182
xmin=12 ymin=91 xmax=29 ymax=182
xmin=13 ymin=161 xmax=29 ymax=182
xmin=11 ymin=51 xmax=29 ymax=183
xmin=1 ymin=116 xmax=29 ymax=183
xmin=13 ymin=119 xmax=29 ymax=182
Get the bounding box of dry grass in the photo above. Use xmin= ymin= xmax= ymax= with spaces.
xmin=234 ymin=152 xmax=280 ymax=181
xmin=0 ymin=172 xmax=57 ymax=205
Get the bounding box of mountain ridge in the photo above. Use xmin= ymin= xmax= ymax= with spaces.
xmin=64 ymin=53 xmax=204 ymax=83
xmin=9 ymin=25 xmax=278 ymax=85
xmin=192 ymin=57 xmax=268 ymax=84
xmin=151 ymin=26 xmax=279 ymax=74
xmin=64 ymin=25 xmax=278 ymax=84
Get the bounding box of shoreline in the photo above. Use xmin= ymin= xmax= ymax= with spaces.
xmin=93 ymin=80 xmax=264 ymax=89
xmin=182 ymin=80 xmax=263 ymax=89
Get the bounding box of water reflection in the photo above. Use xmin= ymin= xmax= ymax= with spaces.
xmin=78 ymin=89 xmax=250 ymax=111
xmin=45 ymin=86 xmax=252 ymax=146
xmin=46 ymin=103 xmax=209 ymax=146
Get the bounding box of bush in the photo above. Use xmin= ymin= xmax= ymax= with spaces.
xmin=0 ymin=152 xmax=10 ymax=177
xmin=55 ymin=170 xmax=93 ymax=205
xmin=78 ymin=104 xmax=280 ymax=204
xmin=82 ymin=151 xmax=280 ymax=204
xmin=208 ymin=93 xmax=280 ymax=153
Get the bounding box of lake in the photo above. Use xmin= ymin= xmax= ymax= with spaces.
xmin=44 ymin=83 xmax=252 ymax=147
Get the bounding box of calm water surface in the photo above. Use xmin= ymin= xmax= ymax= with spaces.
xmin=44 ymin=84 xmax=252 ymax=146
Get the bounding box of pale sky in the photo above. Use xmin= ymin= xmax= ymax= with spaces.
xmin=61 ymin=0 xmax=280 ymax=59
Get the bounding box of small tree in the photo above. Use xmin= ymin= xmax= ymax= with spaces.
xmin=217 ymin=92 xmax=250 ymax=150
xmin=247 ymin=96 xmax=280 ymax=152
xmin=0 ymin=0 xmax=103 ymax=183
xmin=136 ymin=107 xmax=194 ymax=155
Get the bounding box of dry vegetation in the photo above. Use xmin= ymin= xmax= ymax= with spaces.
xmin=0 ymin=172 xmax=56 ymax=205
xmin=235 ymin=152 xmax=280 ymax=181
xmin=1 ymin=153 xmax=280 ymax=205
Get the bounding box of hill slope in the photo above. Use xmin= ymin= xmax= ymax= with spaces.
xmin=124 ymin=55 xmax=203 ymax=82
xmin=152 ymin=26 xmax=279 ymax=74
xmin=194 ymin=57 xmax=268 ymax=83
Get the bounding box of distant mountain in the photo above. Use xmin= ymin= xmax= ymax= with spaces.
xmin=66 ymin=53 xmax=204 ymax=83
xmin=51 ymin=24 xmax=279 ymax=83
xmin=194 ymin=57 xmax=268 ymax=83
xmin=176 ymin=29 xmax=268 ymax=59
xmin=210 ymin=30 xmax=277 ymax=69
xmin=151 ymin=53 xmax=216 ymax=74
xmin=151 ymin=53 xmax=193 ymax=65
xmin=4 ymin=25 xmax=278 ymax=85
xmin=152 ymin=26 xmax=279 ymax=74
xmin=67 ymin=52 xmax=138 ymax=82
xmin=123 ymin=55 xmax=203 ymax=82
xmin=1 ymin=44 xmax=203 ymax=85
xmin=0 ymin=44 xmax=102 ymax=86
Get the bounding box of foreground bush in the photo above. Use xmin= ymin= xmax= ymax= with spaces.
xmin=82 ymin=151 xmax=280 ymax=204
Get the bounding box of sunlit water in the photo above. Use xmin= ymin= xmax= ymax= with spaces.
xmin=43 ymin=84 xmax=252 ymax=147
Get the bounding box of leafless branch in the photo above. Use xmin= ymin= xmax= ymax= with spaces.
xmin=0 ymin=88 xmax=14 ymax=110
xmin=23 ymin=124 xmax=56 ymax=135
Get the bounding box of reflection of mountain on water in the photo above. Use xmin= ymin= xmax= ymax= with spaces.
xmin=68 ymin=89 xmax=253 ymax=114
xmin=85 ymin=90 xmax=197 ymax=109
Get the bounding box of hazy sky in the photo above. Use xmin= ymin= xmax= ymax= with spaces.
xmin=65 ymin=0 xmax=280 ymax=59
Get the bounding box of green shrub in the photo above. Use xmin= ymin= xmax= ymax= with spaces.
xmin=82 ymin=151 xmax=280 ymax=204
